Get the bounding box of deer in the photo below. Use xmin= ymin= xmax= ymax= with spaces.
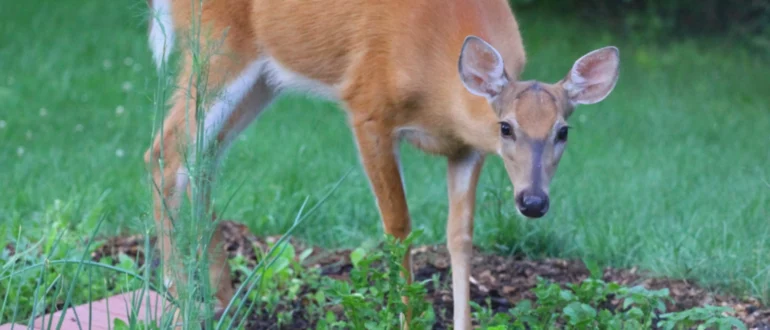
xmin=143 ymin=0 xmax=620 ymax=328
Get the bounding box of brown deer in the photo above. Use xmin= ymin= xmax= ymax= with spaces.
xmin=143 ymin=0 xmax=620 ymax=328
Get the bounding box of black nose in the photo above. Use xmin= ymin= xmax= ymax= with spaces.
xmin=516 ymin=190 xmax=549 ymax=218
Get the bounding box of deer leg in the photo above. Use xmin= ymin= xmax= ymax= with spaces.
xmin=446 ymin=151 xmax=485 ymax=330
xmin=145 ymin=54 xmax=265 ymax=326
xmin=145 ymin=84 xmax=202 ymax=326
xmin=191 ymin=79 xmax=275 ymax=317
xmin=349 ymin=112 xmax=413 ymax=327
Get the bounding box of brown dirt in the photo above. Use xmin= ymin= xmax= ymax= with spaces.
xmin=81 ymin=220 xmax=767 ymax=329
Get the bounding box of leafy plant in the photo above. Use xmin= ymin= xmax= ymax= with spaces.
xmin=228 ymin=239 xmax=321 ymax=328
xmin=471 ymin=267 xmax=746 ymax=330
xmin=326 ymin=230 xmax=435 ymax=330
xmin=0 ymin=200 xmax=148 ymax=324
xmin=658 ymin=305 xmax=747 ymax=330
xmin=113 ymin=317 xmax=161 ymax=330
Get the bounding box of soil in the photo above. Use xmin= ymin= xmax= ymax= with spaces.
xmin=74 ymin=220 xmax=770 ymax=329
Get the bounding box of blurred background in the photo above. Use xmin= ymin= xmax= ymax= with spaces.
xmin=513 ymin=0 xmax=770 ymax=52
xmin=0 ymin=0 xmax=769 ymax=314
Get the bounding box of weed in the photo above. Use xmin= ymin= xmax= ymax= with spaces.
xmin=471 ymin=269 xmax=746 ymax=330
xmin=325 ymin=230 xmax=435 ymax=329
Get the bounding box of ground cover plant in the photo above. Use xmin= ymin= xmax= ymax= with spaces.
xmin=1 ymin=0 xmax=769 ymax=328
xmin=2 ymin=221 xmax=762 ymax=328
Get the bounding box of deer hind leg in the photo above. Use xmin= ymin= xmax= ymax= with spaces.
xmin=144 ymin=53 xmax=269 ymax=325
xmin=191 ymin=79 xmax=275 ymax=314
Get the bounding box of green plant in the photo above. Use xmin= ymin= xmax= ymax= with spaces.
xmin=228 ymin=239 xmax=319 ymax=328
xmin=326 ymin=230 xmax=435 ymax=330
xmin=658 ymin=305 xmax=746 ymax=330
xmin=472 ymin=268 xmax=746 ymax=330
xmin=113 ymin=317 xmax=161 ymax=330
xmin=0 ymin=201 xmax=149 ymax=324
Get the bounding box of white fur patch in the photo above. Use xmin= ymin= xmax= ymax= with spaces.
xmin=393 ymin=144 xmax=406 ymax=194
xmin=212 ymin=81 xmax=276 ymax=167
xmin=262 ymin=58 xmax=338 ymax=100
xmin=452 ymin=152 xmax=481 ymax=194
xmin=563 ymin=73 xmax=583 ymax=97
xmin=201 ymin=60 xmax=266 ymax=151
xmin=174 ymin=167 xmax=190 ymax=198
xmin=198 ymin=56 xmax=340 ymax=154
xmin=149 ymin=0 xmax=174 ymax=71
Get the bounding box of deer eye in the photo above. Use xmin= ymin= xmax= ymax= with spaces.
xmin=500 ymin=122 xmax=515 ymax=140
xmin=556 ymin=126 xmax=569 ymax=142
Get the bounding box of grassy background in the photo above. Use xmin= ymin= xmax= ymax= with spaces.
xmin=1 ymin=0 xmax=769 ymax=306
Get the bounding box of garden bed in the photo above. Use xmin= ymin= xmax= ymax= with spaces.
xmin=85 ymin=220 xmax=770 ymax=329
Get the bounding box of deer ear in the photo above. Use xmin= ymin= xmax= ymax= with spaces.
xmin=562 ymin=46 xmax=620 ymax=105
xmin=458 ymin=36 xmax=509 ymax=100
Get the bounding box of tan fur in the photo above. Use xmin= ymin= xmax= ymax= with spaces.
xmin=492 ymin=82 xmax=568 ymax=198
xmin=142 ymin=0 xmax=619 ymax=328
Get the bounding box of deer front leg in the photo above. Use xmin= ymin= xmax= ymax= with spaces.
xmin=446 ymin=151 xmax=485 ymax=330
xmin=351 ymin=117 xmax=413 ymax=326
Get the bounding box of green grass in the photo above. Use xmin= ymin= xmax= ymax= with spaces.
xmin=1 ymin=0 xmax=769 ymax=315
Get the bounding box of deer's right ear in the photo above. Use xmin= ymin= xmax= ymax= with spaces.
xmin=458 ymin=36 xmax=509 ymax=100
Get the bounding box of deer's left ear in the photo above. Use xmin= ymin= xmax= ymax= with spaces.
xmin=562 ymin=46 xmax=620 ymax=106
xmin=458 ymin=36 xmax=509 ymax=101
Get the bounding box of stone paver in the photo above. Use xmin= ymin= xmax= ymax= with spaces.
xmin=0 ymin=289 xmax=166 ymax=330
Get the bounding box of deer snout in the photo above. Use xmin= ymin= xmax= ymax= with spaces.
xmin=516 ymin=189 xmax=549 ymax=218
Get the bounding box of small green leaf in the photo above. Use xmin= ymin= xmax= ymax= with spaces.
xmin=627 ymin=306 xmax=644 ymax=320
xmin=559 ymin=290 xmax=576 ymax=302
xmin=583 ymin=258 xmax=602 ymax=279
xmin=113 ymin=318 xmax=129 ymax=330
xmin=117 ymin=253 xmax=136 ymax=270
xmin=298 ymin=248 xmax=313 ymax=262
xmin=350 ymin=247 xmax=367 ymax=267
xmin=725 ymin=317 xmax=748 ymax=330
xmin=325 ymin=310 xmax=336 ymax=323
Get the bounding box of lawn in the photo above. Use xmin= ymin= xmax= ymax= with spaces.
xmin=1 ymin=0 xmax=769 ymax=326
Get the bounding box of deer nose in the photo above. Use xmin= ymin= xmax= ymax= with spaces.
xmin=516 ymin=190 xmax=549 ymax=218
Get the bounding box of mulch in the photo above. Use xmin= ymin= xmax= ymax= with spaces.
xmin=12 ymin=220 xmax=770 ymax=329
